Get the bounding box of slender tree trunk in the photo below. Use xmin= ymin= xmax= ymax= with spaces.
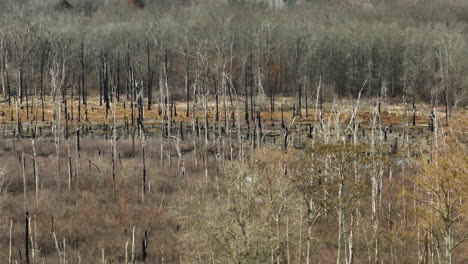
xmin=244 ymin=58 xmax=249 ymax=122
xmin=25 ymin=212 xmax=30 ymax=264
xmin=117 ymin=52 xmax=120 ymax=102
xmin=6 ymin=65 xmax=10 ymax=105
xmin=67 ymin=138 xmax=73 ymax=191
xmin=19 ymin=66 xmax=24 ymax=104
xmin=185 ymin=45 xmax=190 ymax=117
xmin=142 ymin=133 xmax=147 ymax=201
xmin=0 ymin=37 xmax=5 ymax=98
xmin=147 ymin=40 xmax=152 ymax=110
xmin=79 ymin=38 xmax=84 ymax=121
xmin=214 ymin=74 xmax=219 ymax=122
xmin=337 ymin=173 xmax=344 ymax=264
xmin=76 ymin=129 xmax=80 ymax=185
xmin=250 ymin=53 xmax=254 ymax=122
xmin=8 ymin=219 xmax=12 ymax=264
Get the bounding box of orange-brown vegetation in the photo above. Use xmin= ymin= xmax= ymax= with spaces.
xmin=0 ymin=96 xmax=466 ymax=263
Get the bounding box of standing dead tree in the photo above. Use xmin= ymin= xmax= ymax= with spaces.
xmin=0 ymin=31 xmax=10 ymax=101
xmin=79 ymin=38 xmax=86 ymax=121
xmin=50 ymin=56 xmax=66 ymax=190
xmin=146 ymin=39 xmax=153 ymax=110
xmin=38 ymin=39 xmax=50 ymax=121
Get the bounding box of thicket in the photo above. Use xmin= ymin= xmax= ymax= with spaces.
xmin=0 ymin=0 xmax=467 ymax=107
xmin=1 ymin=114 xmax=467 ymax=263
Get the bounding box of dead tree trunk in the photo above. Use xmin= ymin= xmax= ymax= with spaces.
xmin=294 ymin=38 xmax=303 ymax=113
xmin=116 ymin=52 xmax=120 ymax=102
xmin=78 ymin=39 xmax=83 ymax=121
xmin=146 ymin=40 xmax=152 ymax=110
xmin=0 ymin=36 xmax=5 ymax=98
xmin=25 ymin=212 xmax=30 ymax=264
xmin=412 ymin=86 xmax=416 ymax=126
xmin=250 ymin=53 xmax=255 ymax=122
xmin=19 ymin=66 xmax=24 ymax=104
xmin=142 ymin=231 xmax=148 ymax=262
xmin=98 ymin=64 xmax=103 ymax=106
xmin=185 ymin=45 xmax=190 ymax=117
xmin=142 ymin=132 xmax=147 ymax=200
xmin=101 ymin=52 xmax=110 ymax=117
xmin=281 ymin=104 xmax=285 ymax=128
xmin=214 ymin=74 xmax=219 ymax=123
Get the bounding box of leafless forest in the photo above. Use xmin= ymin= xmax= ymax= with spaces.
xmin=0 ymin=0 xmax=467 ymax=263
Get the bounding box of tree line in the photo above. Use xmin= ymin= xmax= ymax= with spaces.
xmin=0 ymin=0 xmax=467 ymax=112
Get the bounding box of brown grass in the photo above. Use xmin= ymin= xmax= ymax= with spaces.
xmin=1 ymin=96 xmax=457 ymax=129
xmin=0 ymin=136 xmax=213 ymax=263
xmin=0 ymin=97 xmax=466 ymax=263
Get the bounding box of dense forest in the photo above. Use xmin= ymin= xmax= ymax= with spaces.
xmin=0 ymin=1 xmax=467 ymax=264
xmin=1 ymin=0 xmax=468 ymax=106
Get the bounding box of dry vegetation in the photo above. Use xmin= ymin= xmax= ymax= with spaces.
xmin=0 ymin=0 xmax=467 ymax=263
xmin=0 ymin=97 xmax=466 ymax=263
